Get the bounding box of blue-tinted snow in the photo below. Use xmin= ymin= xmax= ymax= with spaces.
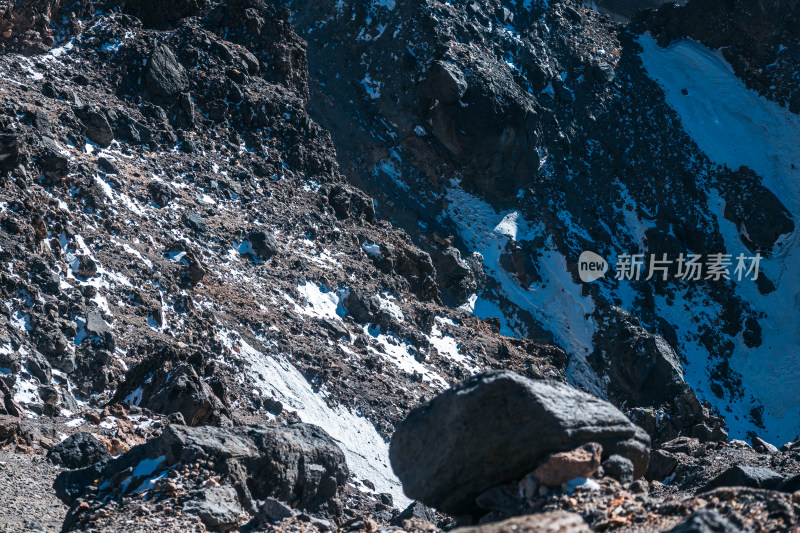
xmin=640 ymin=33 xmax=800 ymax=442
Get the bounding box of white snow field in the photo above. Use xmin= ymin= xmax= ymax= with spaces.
xmin=639 ymin=34 xmax=800 ymax=443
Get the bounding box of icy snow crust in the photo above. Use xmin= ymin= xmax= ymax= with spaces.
xmin=445 ymin=183 xmax=603 ymax=396
xmin=639 ymin=34 xmax=800 ymax=442
xmin=220 ymin=330 xmax=412 ymax=508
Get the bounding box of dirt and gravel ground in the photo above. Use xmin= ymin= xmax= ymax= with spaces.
xmin=0 ymin=450 xmax=67 ymax=532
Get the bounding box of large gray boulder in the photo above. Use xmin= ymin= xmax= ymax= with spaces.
xmin=389 ymin=371 xmax=650 ymax=515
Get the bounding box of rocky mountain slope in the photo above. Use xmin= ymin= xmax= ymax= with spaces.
xmin=0 ymin=0 xmax=798 ymax=531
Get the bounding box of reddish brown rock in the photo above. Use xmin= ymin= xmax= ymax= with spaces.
xmin=534 ymin=442 xmax=604 ymax=487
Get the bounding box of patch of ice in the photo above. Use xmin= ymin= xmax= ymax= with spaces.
xmin=445 ymin=182 xmax=602 ymax=396
xmin=223 ymin=332 xmax=412 ymax=508
xmin=297 ymin=282 xmax=341 ymax=321
xmin=362 ymin=242 xmax=382 ymax=258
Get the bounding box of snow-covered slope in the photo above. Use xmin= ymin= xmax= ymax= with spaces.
xmin=639 ymin=34 xmax=800 ymax=442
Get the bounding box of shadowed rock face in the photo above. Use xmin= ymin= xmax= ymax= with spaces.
xmin=55 ymin=423 xmax=349 ymax=517
xmin=390 ymin=371 xmax=650 ymax=516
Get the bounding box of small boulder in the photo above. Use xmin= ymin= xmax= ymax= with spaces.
xmin=422 ymin=61 xmax=468 ymax=105
xmin=258 ymin=497 xmax=296 ymax=522
xmin=97 ymin=156 xmax=119 ymax=175
xmin=751 ymin=436 xmax=778 ymax=454
xmin=701 ymin=465 xmax=784 ymax=493
xmin=602 ymin=454 xmax=634 ymax=484
xmin=184 ymin=486 xmax=246 ymax=531
xmin=0 ymin=414 xmax=20 ymax=439
xmin=0 ymin=132 xmax=26 ymax=171
xmin=534 ymin=443 xmax=603 ymax=487
xmin=47 ymin=432 xmax=112 ymax=469
xmin=148 ymin=181 xmax=177 ymax=207
xmin=75 ymin=106 xmax=113 ymax=147
xmin=247 ymin=230 xmax=279 ymax=260
xmin=38 ymin=137 xmax=70 ymax=180
xmin=646 ymin=449 xmax=680 ymax=482
xmin=185 ymin=212 xmax=208 ymax=233
xmin=343 ymin=289 xmax=381 ymax=324
xmin=145 ymin=44 xmax=189 ymax=97
xmin=146 ymin=363 xmax=229 ymax=426
xmin=391 ymin=501 xmax=437 ymax=526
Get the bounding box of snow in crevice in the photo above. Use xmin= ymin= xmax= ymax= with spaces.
xmin=445 ymin=182 xmax=602 ymax=396
xmin=219 ymin=330 xmax=411 ymax=508
xmin=364 ymin=326 xmax=448 ymax=387
xmin=296 ymin=282 xmax=346 ymax=321
xmin=639 ymin=33 xmax=800 ymax=442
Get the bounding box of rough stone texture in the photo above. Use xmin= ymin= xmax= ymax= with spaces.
xmin=183 ymin=485 xmax=246 ymax=531
xmin=752 ymin=436 xmax=779 ymax=454
xmin=422 ymin=60 xmax=468 ymax=105
xmin=0 ymin=0 xmax=60 ymax=55
xmin=55 ymin=423 xmax=349 ymax=518
xmin=0 ymin=450 xmax=68 ymax=531
xmin=144 ymin=44 xmax=189 ymax=97
xmin=666 ymin=509 xmax=739 ymax=533
xmin=247 ymin=229 xmax=279 ymax=260
xmin=122 ymin=0 xmax=209 ymax=29
xmin=390 ymin=371 xmax=650 ymax=514
xmin=0 ymin=414 xmax=20 ymax=438
xmin=455 ymin=512 xmax=591 ymax=533
xmin=47 ymin=432 xmax=112 ymax=469
xmin=602 ymin=454 xmax=634 ymax=485
xmin=145 ymin=363 xmax=230 ymax=426
xmin=533 ymin=442 xmax=603 ymax=487
xmin=701 ymin=465 xmax=784 ymax=492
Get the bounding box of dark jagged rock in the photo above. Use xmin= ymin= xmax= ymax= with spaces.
xmin=247 ymin=229 xmax=279 ymax=260
xmin=666 ymin=509 xmax=739 ymax=533
xmin=390 ymin=370 xmax=650 ymax=515
xmin=391 ymin=501 xmax=437 ymax=526
xmin=37 ymin=136 xmax=70 ymax=180
xmin=47 ymin=432 xmax=112 ymax=470
xmin=434 ymin=245 xmax=474 ymax=302
xmin=701 ymin=465 xmax=784 ymax=492
xmin=602 ymin=454 xmax=634 ymax=485
xmin=123 ymin=0 xmax=209 ymax=29
xmin=145 ymin=363 xmax=230 ymax=426
xmin=499 ymin=240 xmax=539 ymax=289
xmin=55 ymin=423 xmax=349 ymax=517
xmin=74 ymin=106 xmax=114 ymax=147
xmin=0 ymin=132 xmax=25 ymax=171
xmin=145 ymin=44 xmax=189 ymax=97
xmin=343 ymin=289 xmax=381 ymax=324
xmin=422 ymin=60 xmax=468 ymax=105
xmin=183 ymin=486 xmax=246 ymax=530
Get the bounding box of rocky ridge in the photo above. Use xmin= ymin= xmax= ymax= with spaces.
xmin=0 ymin=0 xmax=798 ymax=531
